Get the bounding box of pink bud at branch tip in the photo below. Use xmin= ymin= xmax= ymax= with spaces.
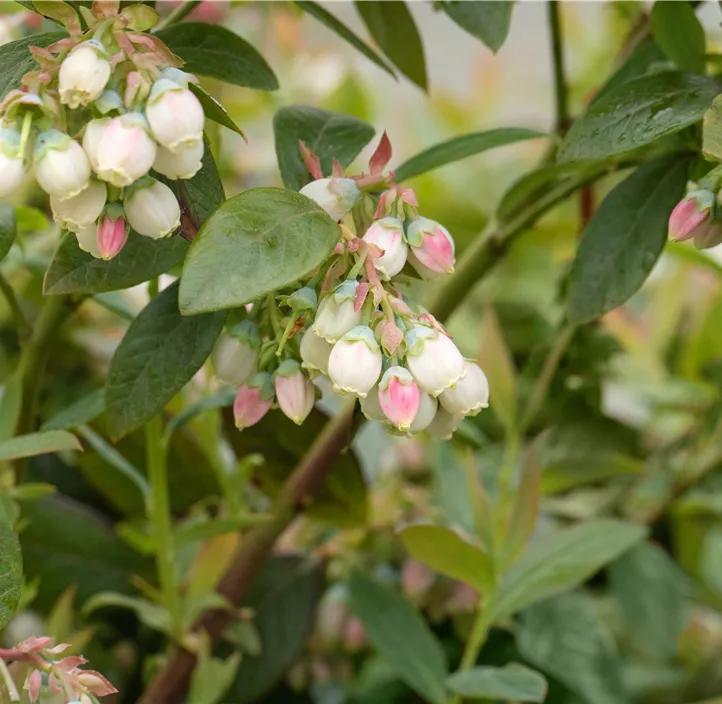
xmin=668 ymin=196 xmax=710 ymax=242
xmin=378 ymin=367 xmax=420 ymax=431
xmin=97 ymin=214 xmax=128 ymax=260
xmin=234 ymin=385 xmax=272 ymax=430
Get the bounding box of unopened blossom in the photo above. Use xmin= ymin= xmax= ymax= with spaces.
xmin=97 ymin=212 xmax=128 ymax=260
xmin=234 ymin=373 xmax=274 ymax=430
xmin=58 ymin=40 xmax=111 ymax=108
xmin=328 ymin=325 xmax=382 ymax=398
xmin=153 ymin=141 xmax=203 ymax=180
xmin=124 ymin=179 xmax=180 ymax=239
xmin=300 ymin=331 xmax=332 ymax=375
xmin=299 ymin=177 xmax=360 ymax=222
xmin=695 ymin=220 xmax=722 ymax=249
xmin=440 ymin=361 xmax=489 ymax=416
xmin=405 ymin=325 xmax=466 ymax=396
xmin=212 ymin=321 xmax=260 ymax=387
xmin=426 ymin=406 xmax=463 ymax=440
xmin=410 ymin=391 xmax=438 ymax=432
xmin=0 ymin=127 xmax=25 ymax=197
xmin=378 ymin=366 xmax=420 ymax=431
xmin=406 ymin=217 xmax=455 ymax=278
xmin=82 ymin=117 xmax=110 ymax=172
xmin=402 ymin=559 xmax=435 ymax=600
xmin=275 ymin=360 xmax=315 ymax=425
xmin=359 ymin=385 xmax=386 ymax=422
xmin=668 ymin=191 xmax=714 ymax=242
xmin=34 ymin=130 xmax=90 ymax=200
xmin=95 ymin=113 xmax=157 ymax=187
xmin=75 ymin=222 xmax=101 ymax=258
xmin=50 ymin=179 xmax=106 ymax=233
xmin=313 ymin=280 xmax=362 ymax=343
xmin=146 ymin=78 xmax=205 ymax=153
xmin=362 ymin=217 xmax=408 ymax=278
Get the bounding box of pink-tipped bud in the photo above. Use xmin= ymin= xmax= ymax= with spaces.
xmin=274 ymin=360 xmax=315 ymax=425
xmin=695 ymin=220 xmax=722 ymax=250
xmin=343 ymin=617 xmax=367 ymax=653
xmin=406 ymin=217 xmax=455 ymax=277
xmin=378 ymin=366 xmax=420 ymax=431
xmin=402 ymin=559 xmax=435 ymax=601
xmin=668 ymin=192 xmax=713 ymax=242
xmin=234 ymin=373 xmax=274 ymax=430
xmin=26 ymin=669 xmax=41 ymax=702
xmin=97 ymin=212 xmax=128 ymax=260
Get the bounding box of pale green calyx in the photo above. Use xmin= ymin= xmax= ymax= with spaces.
xmin=276 ymin=359 xmax=302 ymax=377
xmin=379 ymin=365 xmax=414 ymax=390
xmin=148 ymin=78 xmax=184 ymax=104
xmin=405 ymin=216 xmax=438 ymax=248
xmin=280 ymin=287 xmax=318 ymax=313
xmin=404 ymin=325 xmax=436 ymax=356
xmin=228 ymin=320 xmax=261 ymax=349
xmin=75 ymin=38 xmax=109 ymax=59
xmin=0 ymin=128 xmax=21 ymax=159
xmin=341 ymin=325 xmax=379 ymax=351
xmin=162 ymin=68 xmax=195 ymax=88
xmin=33 ymin=129 xmax=72 ymax=162
xmin=332 ymin=279 xmax=358 ymax=304
xmin=248 ymin=371 xmax=275 ymax=400
xmin=95 ymin=90 xmax=124 ymax=115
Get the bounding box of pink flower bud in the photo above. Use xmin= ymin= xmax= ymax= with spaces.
xmin=362 ymin=217 xmax=408 ymax=278
xmin=146 ymin=79 xmax=205 ymax=153
xmin=26 ymin=669 xmax=41 ymax=702
xmin=405 ymin=325 xmax=466 ymax=397
xmin=378 ymin=366 xmax=420 ymax=431
xmin=328 ymin=325 xmax=382 ymax=398
xmin=402 ymin=559 xmax=435 ymax=600
xmin=234 ymin=373 xmax=274 ymax=430
xmin=274 ymin=360 xmax=315 ymax=425
xmin=668 ymin=193 xmax=713 ymax=242
xmin=440 ymin=361 xmax=489 ymax=416
xmin=58 ymin=40 xmax=111 ymax=109
xmin=406 ymin=217 xmax=455 ymax=277
xmin=344 ymin=617 xmax=367 ymax=652
xmin=95 ymin=113 xmax=157 ymax=187
xmin=97 ymin=212 xmax=128 ymax=260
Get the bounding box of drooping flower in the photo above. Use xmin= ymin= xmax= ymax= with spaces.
xmin=378 ymin=366 xmax=420 ymax=431
xmin=50 ymin=179 xmax=106 ymax=233
xmin=145 ymin=78 xmax=205 ymax=153
xmin=234 ymin=373 xmax=274 ymax=430
xmin=274 ymin=360 xmax=315 ymax=425
xmin=362 ymin=217 xmax=408 ymax=278
xmin=300 ymin=331 xmax=332 ymax=375
xmin=212 ymin=321 xmax=261 ymax=387
xmin=123 ymin=178 xmax=180 ymax=239
xmin=96 ymin=210 xmax=128 ymax=260
xmin=34 ymin=130 xmax=90 ymax=200
xmin=410 ymin=391 xmax=438 ymax=432
xmin=359 ymin=385 xmax=386 ymax=422
xmin=327 ymin=325 xmax=382 ymax=398
xmin=425 ymin=406 xmax=463 ymax=440
xmin=0 ymin=127 xmax=25 ymax=197
xmin=95 ymin=113 xmax=157 ymax=187
xmin=405 ymin=325 xmax=466 ymax=396
xmin=153 ymin=141 xmax=203 ymax=180
xmin=299 ymin=177 xmax=360 ymax=222
xmin=58 ymin=40 xmax=111 ymax=109
xmin=406 ymin=217 xmax=455 ymax=278
xmin=313 ymin=280 xmax=362 ymax=343
xmin=82 ymin=117 xmax=110 ymax=172
xmin=74 ymin=222 xmax=101 ymax=258
xmin=440 ymin=360 xmax=489 ymax=416
xmin=668 ymin=191 xmax=714 ymax=242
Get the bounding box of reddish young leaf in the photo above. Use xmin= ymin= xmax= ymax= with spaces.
xmin=369 ymin=130 xmax=392 ymax=175
xmin=354 ymin=282 xmax=370 ymax=312
xmin=332 ymin=158 xmax=345 ymax=177
xmin=299 ymin=141 xmax=324 ymax=180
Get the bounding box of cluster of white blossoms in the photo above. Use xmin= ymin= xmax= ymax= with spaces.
xmin=0 ymin=3 xmax=206 ymax=259
xmin=213 ymin=163 xmax=489 ymax=440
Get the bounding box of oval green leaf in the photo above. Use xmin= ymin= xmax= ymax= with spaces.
xmin=447 ymin=663 xmax=547 ymax=703
xmin=44 ymin=231 xmax=188 ymax=296
xmin=395 ymin=127 xmax=547 ymax=183
xmin=566 ymin=156 xmax=689 ymax=324
xmin=179 ymin=187 xmax=340 ymax=315
xmin=559 ymin=72 xmax=719 ymax=163
xmin=438 ymin=1 xmax=514 ymax=54
xmin=155 ymin=23 xmax=278 ymax=91
xmin=349 ymin=572 xmax=448 ymax=704
xmin=189 ymin=84 xmax=245 ymax=140
xmin=0 ymin=430 xmax=81 ymax=461
xmin=273 ymin=106 xmax=375 ymax=191
xmin=0 ymin=506 xmax=22 ymax=630
xmin=106 ymin=281 xmax=226 ymax=440
xmin=651 ymin=1 xmax=705 ymax=74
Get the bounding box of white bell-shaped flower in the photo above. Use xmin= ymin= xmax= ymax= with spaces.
xmin=405 ymin=325 xmax=466 ymax=396
xmin=300 ymin=331 xmax=332 ymax=376
xmin=211 ymin=321 xmax=260 ymax=387
xmin=124 ymin=178 xmax=180 ymax=239
xmin=440 ymin=361 xmax=489 ymax=416
xmin=74 ymin=222 xmax=101 ymax=259
xmin=95 ymin=113 xmax=157 ymax=187
xmin=359 ymin=385 xmax=386 ymax=422
xmin=0 ymin=128 xmax=25 ymax=197
xmin=327 ymin=325 xmax=382 ymax=398
xmin=274 ymin=360 xmax=315 ymax=425
xmin=82 ymin=118 xmax=110 ymax=172
xmin=58 ymin=40 xmax=111 ymax=109
xmin=50 ymin=179 xmax=106 ymax=233
xmin=312 ymin=280 xmax=362 ymax=343
xmin=410 ymin=391 xmax=437 ymax=433
xmin=299 ymin=177 xmax=360 ymax=222
xmin=153 ymin=141 xmax=203 ymax=180
xmin=425 ymin=406 xmax=463 ymax=440
xmin=362 ymin=217 xmax=408 ymax=278
xmin=145 ymin=78 xmax=205 ymax=153
xmin=34 ymin=130 xmax=90 ymax=200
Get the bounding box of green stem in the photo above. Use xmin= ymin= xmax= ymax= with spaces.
xmin=18 ymin=112 xmax=33 ymax=160
xmin=0 ymin=656 xmax=20 ymax=701
xmin=450 ymin=597 xmax=490 ymax=704
xmin=153 ymin=0 xmax=201 ymax=32
xmin=146 ymin=415 xmax=183 ymax=640
xmin=267 ymin=293 xmax=283 ymax=340
xmin=548 ymin=1 xmax=569 ymax=135
xmin=0 ymin=273 xmax=30 ymax=343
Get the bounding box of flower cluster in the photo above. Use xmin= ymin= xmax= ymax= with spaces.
xmin=213 ymin=138 xmax=489 ymax=440
xmin=0 ymin=636 xmax=116 ymax=703
xmin=669 ymin=166 xmax=722 ymax=249
xmin=0 ymin=2 xmax=206 ymax=259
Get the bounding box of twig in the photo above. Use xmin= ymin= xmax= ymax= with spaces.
xmin=548 ymin=1 xmax=570 ymax=135
xmin=153 ymin=0 xmax=201 ymax=33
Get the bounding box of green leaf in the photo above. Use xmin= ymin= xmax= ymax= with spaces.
xmin=44 ymin=231 xmax=188 ymax=296
xmin=155 ymin=22 xmax=278 ymax=91
xmin=84 ymin=592 xmax=172 ymax=635
xmin=447 ymin=663 xmax=547 ymax=702
xmin=273 ymin=106 xmax=375 ymax=191
xmin=0 ymin=32 xmax=65 ymax=96
xmin=350 ymin=574 xmax=448 ymax=704
xmin=398 ymin=524 xmax=493 ymax=592
xmin=106 ymin=281 xmax=226 ymax=440
xmin=179 ymin=187 xmax=340 ymax=315
xmin=42 ymin=389 xmax=105 ymax=431
xmin=517 ymin=593 xmax=627 ymax=704
xmin=355 ymin=1 xmax=427 ymax=90
xmin=394 ymin=127 xmax=546 ymax=182
xmin=223 ymin=406 xmax=367 ymax=527
xmin=0 ymin=505 xmax=22 ymax=630
xmin=558 ymin=72 xmax=719 ymax=163
xmin=651 ymin=1 xmax=705 ymax=73
xmin=174 ymin=514 xmax=271 ymax=547
xmin=702 ymin=94 xmax=722 ymax=162
xmin=542 ymin=454 xmax=645 ymax=495
xmin=20 ymin=494 xmax=152 ymax=609
xmin=12 ymin=483 xmax=56 ymax=501
xmin=190 ymin=645 xmax=241 ymax=704
xmin=438 ymin=1 xmax=514 ymax=53
xmin=228 ymin=556 xmax=324 ymax=704
xmin=593 ymin=41 xmax=669 ymax=104
xmin=488 ymin=520 xmax=647 ymax=622
xmin=32 ymin=0 xmax=78 ymax=27
xmin=0 ymin=204 xmax=16 ymax=263
xmin=608 ymin=542 xmax=688 ymax=658
xmin=295 ymin=1 xmax=395 ymax=77
xmin=566 ymin=156 xmax=689 ymax=324
xmin=0 ymin=430 xmax=81 ymax=461
xmin=188 ymin=84 xmax=245 ymax=140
